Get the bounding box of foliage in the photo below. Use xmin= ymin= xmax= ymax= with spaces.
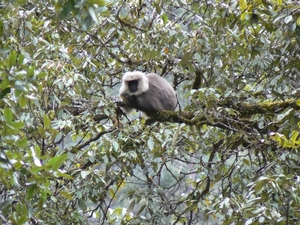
xmin=0 ymin=0 xmax=300 ymax=224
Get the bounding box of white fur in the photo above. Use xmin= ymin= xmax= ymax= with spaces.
xmin=119 ymin=71 xmax=149 ymax=96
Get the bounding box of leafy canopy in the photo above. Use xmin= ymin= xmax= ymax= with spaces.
xmin=0 ymin=0 xmax=300 ymax=224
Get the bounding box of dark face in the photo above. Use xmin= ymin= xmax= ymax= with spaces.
xmin=128 ymin=80 xmax=139 ymax=93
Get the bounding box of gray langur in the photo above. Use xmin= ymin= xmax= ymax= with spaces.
xmin=119 ymin=71 xmax=178 ymax=114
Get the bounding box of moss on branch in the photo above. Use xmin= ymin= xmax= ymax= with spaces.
xmin=232 ymin=99 xmax=299 ymax=117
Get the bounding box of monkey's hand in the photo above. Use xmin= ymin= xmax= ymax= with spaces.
xmin=115 ymin=93 xmax=131 ymax=109
xmin=120 ymin=93 xmax=136 ymax=107
xmin=120 ymin=92 xmax=130 ymax=99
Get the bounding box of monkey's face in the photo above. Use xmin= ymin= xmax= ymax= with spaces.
xmin=127 ymin=80 xmax=139 ymax=93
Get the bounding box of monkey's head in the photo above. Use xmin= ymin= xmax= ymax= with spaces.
xmin=120 ymin=71 xmax=149 ymax=96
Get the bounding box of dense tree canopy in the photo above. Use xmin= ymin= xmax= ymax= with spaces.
xmin=1 ymin=0 xmax=300 ymax=224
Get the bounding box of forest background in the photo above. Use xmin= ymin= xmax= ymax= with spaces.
xmin=1 ymin=0 xmax=300 ymax=224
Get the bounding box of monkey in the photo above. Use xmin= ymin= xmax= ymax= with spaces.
xmin=119 ymin=71 xmax=178 ymax=115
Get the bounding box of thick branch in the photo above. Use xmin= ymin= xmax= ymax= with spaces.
xmin=117 ymin=98 xmax=300 ymax=136
xmin=230 ymin=99 xmax=299 ymax=117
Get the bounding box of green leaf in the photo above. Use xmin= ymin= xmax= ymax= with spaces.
xmin=14 ymin=161 xmax=23 ymax=169
xmin=154 ymin=2 xmax=161 ymax=14
xmin=1 ymin=77 xmax=10 ymax=89
xmin=16 ymin=136 xmax=28 ymax=147
xmin=46 ymin=154 xmax=67 ymax=170
xmin=0 ymin=20 xmax=3 ymax=36
xmin=147 ymin=138 xmax=154 ymax=150
xmin=150 ymin=146 xmax=164 ymax=158
xmin=109 ymin=188 xmax=115 ymax=198
xmin=60 ymin=190 xmax=73 ymax=200
xmin=254 ymin=177 xmax=269 ymax=193
xmin=19 ymin=94 xmax=27 ymax=108
xmin=137 ymin=204 xmax=146 ymax=216
xmin=78 ymin=199 xmax=87 ymax=211
xmin=239 ymin=0 xmax=248 ymax=10
xmin=17 ymin=53 xmax=25 ymax=64
xmin=17 ymin=216 xmax=28 ymax=225
xmin=89 ymin=0 xmax=106 ymax=6
xmin=26 ymin=184 xmax=37 ymax=200
xmin=290 ymin=130 xmax=299 ymax=142
xmin=8 ymin=51 xmax=17 ymax=66
xmin=60 ymin=0 xmax=75 ymax=19
xmin=161 ymin=13 xmax=168 ymax=24
xmin=245 ymin=218 xmax=254 ymax=225
xmin=0 ymin=87 xmax=11 ymax=99
xmin=4 ymin=107 xmax=13 ymax=123
xmin=112 ymin=141 xmax=119 ymax=151
xmin=26 ymin=66 xmax=35 ymax=77
xmin=88 ymin=6 xmax=98 ymax=24
xmin=296 ymin=16 xmax=300 ymax=27
xmin=55 ymin=171 xmax=74 ymax=179
xmin=11 ymin=121 xmax=24 ymax=129
xmin=284 ymin=15 xmax=293 ymax=24
xmin=127 ymin=200 xmax=135 ymax=213
xmin=243 ymin=158 xmax=250 ymax=166
xmin=81 ymin=170 xmax=90 ymax=179
xmin=43 ymin=115 xmax=51 ymax=129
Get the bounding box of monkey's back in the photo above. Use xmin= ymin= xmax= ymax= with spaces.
xmin=137 ymin=73 xmax=177 ymax=112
